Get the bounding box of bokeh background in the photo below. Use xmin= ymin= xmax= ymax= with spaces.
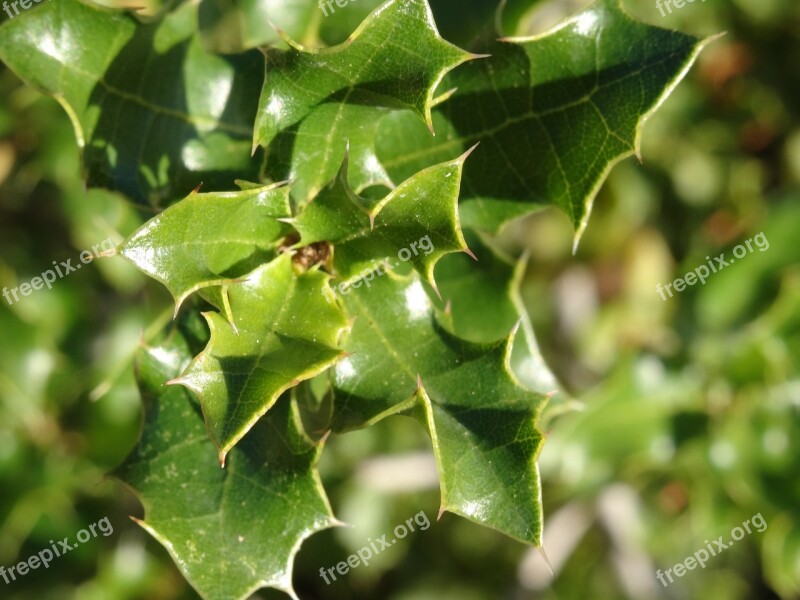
xmin=1 ymin=0 xmax=798 ymax=598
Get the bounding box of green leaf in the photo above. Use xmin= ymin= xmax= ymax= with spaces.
xmin=120 ymin=183 xmax=291 ymax=313
xmin=376 ymin=0 xmax=712 ymax=242
xmin=292 ymin=152 xmax=473 ymax=292
xmin=434 ymin=233 xmax=560 ymax=394
xmin=115 ymin=333 xmax=338 ymax=600
xmin=172 ymin=254 xmax=348 ymax=464
xmin=332 ymin=271 xmax=547 ymax=544
xmin=0 ymin=0 xmax=264 ymax=207
xmin=253 ymin=0 xmax=475 ymax=205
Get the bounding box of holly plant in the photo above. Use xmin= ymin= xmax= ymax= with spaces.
xmin=0 ymin=0 xmax=709 ymax=597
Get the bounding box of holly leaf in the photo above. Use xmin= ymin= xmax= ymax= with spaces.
xmin=434 ymin=233 xmax=560 ymax=395
xmin=253 ymin=0 xmax=475 ymax=205
xmin=0 ymin=0 xmax=264 ymax=207
xmin=115 ymin=334 xmax=338 ymax=600
xmin=172 ymin=254 xmax=348 ymax=464
xmin=376 ymin=0 xmax=713 ymax=242
xmin=332 ymin=271 xmax=547 ymax=544
xmin=120 ymin=183 xmax=291 ymax=314
xmin=292 ymin=152 xmax=473 ymax=292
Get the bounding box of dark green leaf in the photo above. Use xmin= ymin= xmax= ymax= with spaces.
xmin=332 ymin=271 xmax=547 ymax=544
xmin=0 ymin=0 xmax=264 ymax=207
xmin=293 ymin=152 xmax=473 ymax=291
xmin=173 ymin=254 xmax=348 ymax=463
xmin=253 ymin=0 xmax=475 ymax=205
xmin=115 ymin=334 xmax=338 ymax=600
xmin=376 ymin=0 xmax=711 ymax=242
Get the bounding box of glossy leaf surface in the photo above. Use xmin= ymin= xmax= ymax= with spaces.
xmin=376 ymin=0 xmax=709 ymax=241
xmin=253 ymin=0 xmax=474 ymax=204
xmin=120 ymin=183 xmax=291 ymax=311
xmin=0 ymin=0 xmax=264 ymax=206
xmin=116 ymin=335 xmax=337 ymax=600
xmin=333 ymin=272 xmax=547 ymax=544
xmin=174 ymin=254 xmax=347 ymax=463
xmin=293 ymin=153 xmax=472 ymax=290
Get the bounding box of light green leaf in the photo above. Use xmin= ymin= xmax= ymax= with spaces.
xmin=115 ymin=334 xmax=338 ymax=600
xmin=0 ymin=0 xmax=264 ymax=207
xmin=332 ymin=271 xmax=547 ymax=544
xmin=292 ymin=152 xmax=473 ymax=292
xmin=376 ymin=0 xmax=712 ymax=243
xmin=253 ymin=0 xmax=475 ymax=204
xmin=173 ymin=254 xmax=348 ymax=464
xmin=120 ymin=183 xmax=291 ymax=313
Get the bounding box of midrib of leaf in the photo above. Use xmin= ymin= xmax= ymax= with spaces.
xmin=381 ymin=48 xmax=685 ymax=170
xmin=284 ymin=19 xmax=397 ymax=198
xmin=374 ymin=3 xmax=712 ymax=241
xmin=219 ymin=272 xmax=297 ymax=444
xmin=342 ymin=277 xmax=492 ymax=401
xmin=317 ymin=88 xmax=358 ymax=197
xmin=347 ymin=281 xmax=421 ymax=382
xmin=415 ymin=381 xmax=529 ymax=527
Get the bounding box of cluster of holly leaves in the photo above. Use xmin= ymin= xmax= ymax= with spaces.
xmin=0 ymin=0 xmax=709 ymax=597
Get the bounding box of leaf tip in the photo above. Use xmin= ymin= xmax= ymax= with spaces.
xmin=571 ymin=231 xmax=582 ymax=256
xmin=318 ymin=429 xmax=332 ymax=445
xmin=458 ymin=141 xmax=480 ymax=164
xmin=510 ymin=318 xmax=522 ymax=337
xmin=536 ymin=545 xmax=554 ymax=575
xmin=428 ymin=277 xmax=443 ymax=301
xmin=268 ymin=20 xmax=302 ymax=51
xmin=431 ymin=87 xmax=457 ymax=108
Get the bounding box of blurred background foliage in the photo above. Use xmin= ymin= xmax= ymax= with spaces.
xmin=0 ymin=0 xmax=798 ymax=599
